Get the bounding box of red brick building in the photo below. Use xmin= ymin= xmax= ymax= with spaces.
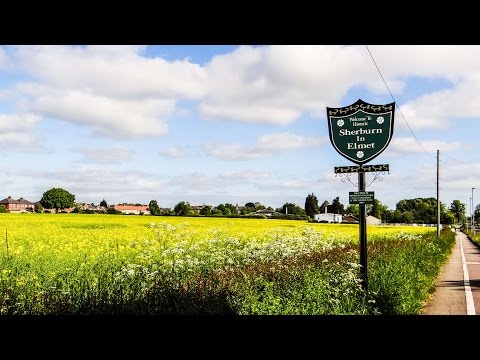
xmin=0 ymin=196 xmax=36 ymax=212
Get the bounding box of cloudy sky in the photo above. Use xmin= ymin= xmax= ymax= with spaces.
xmin=0 ymin=45 xmax=478 ymax=212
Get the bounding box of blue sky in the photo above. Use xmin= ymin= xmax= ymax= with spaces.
xmin=0 ymin=45 xmax=479 ymax=212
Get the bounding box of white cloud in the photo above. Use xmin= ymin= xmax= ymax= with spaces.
xmin=159 ymin=147 xmax=185 ymax=158
xmin=0 ymin=47 xmax=8 ymax=69
xmin=10 ymin=45 xmax=207 ymax=99
xmin=386 ymin=137 xmax=465 ymax=156
xmin=6 ymin=166 xmax=167 ymax=197
xmin=72 ymin=145 xmax=135 ymax=163
xmin=257 ymin=132 xmax=326 ymax=151
xmin=199 ymin=45 xmax=480 ymax=128
xmin=395 ymin=78 xmax=480 ymax=131
xmin=169 ymin=170 xmax=272 ymax=191
xmin=206 ymin=132 xmax=327 ymax=160
xmin=365 ymin=46 xmax=480 ymax=82
xmin=277 ymin=180 xmax=319 ymax=190
xmin=3 ymin=45 xmax=208 ymax=140
xmin=200 ymin=45 xmax=377 ymax=124
xmin=28 ymin=89 xmax=173 ymax=138
xmin=0 ymin=113 xmax=41 ymax=150
xmin=219 ymin=170 xmax=271 ymax=181
xmin=6 ymin=45 xmax=480 ymax=137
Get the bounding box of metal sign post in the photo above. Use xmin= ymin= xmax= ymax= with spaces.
xmin=359 ymin=172 xmax=367 ymax=288
xmin=327 ymin=99 xmax=395 ymax=292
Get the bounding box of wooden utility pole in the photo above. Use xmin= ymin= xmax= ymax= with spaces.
xmin=437 ymin=150 xmax=440 ymax=237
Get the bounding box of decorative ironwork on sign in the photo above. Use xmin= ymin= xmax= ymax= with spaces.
xmin=334 ymin=164 xmax=389 ymax=187
xmin=334 ymin=164 xmax=389 ymax=174
xmin=327 ymin=99 xmax=395 ymax=165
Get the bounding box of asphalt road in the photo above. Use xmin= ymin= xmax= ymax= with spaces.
xmin=422 ymin=231 xmax=480 ymax=315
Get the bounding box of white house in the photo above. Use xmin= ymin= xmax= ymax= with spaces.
xmin=314 ymin=213 xmax=343 ymax=223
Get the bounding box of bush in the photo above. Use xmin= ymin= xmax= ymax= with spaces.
xmin=0 ymin=205 xmax=7 ymax=213
xmin=107 ymin=208 xmax=122 ymax=215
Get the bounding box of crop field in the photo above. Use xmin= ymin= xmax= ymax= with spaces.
xmin=0 ymin=213 xmax=453 ymax=315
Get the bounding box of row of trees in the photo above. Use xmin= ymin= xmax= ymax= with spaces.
xmin=148 ymin=200 xmax=272 ymax=217
xmin=32 ymin=187 xmax=479 ymax=225
xmin=305 ymin=192 xmax=470 ymax=224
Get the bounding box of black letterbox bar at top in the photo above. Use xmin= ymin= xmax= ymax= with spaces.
xmin=334 ymin=164 xmax=389 ymax=174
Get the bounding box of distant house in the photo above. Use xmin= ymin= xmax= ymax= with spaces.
xmin=254 ymin=209 xmax=278 ymax=217
xmin=190 ymin=205 xmax=204 ymax=214
xmin=314 ymin=213 xmax=343 ymax=223
xmin=114 ymin=205 xmax=150 ymax=215
xmin=81 ymin=203 xmax=106 ymax=212
xmin=236 ymin=204 xmax=246 ymax=212
xmin=366 ymin=215 xmax=382 ymax=225
xmin=0 ymin=196 xmax=35 ymax=212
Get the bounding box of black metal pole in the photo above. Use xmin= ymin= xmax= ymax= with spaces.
xmin=359 ymin=171 xmax=367 ymax=291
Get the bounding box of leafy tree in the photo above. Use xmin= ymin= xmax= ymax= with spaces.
xmin=329 ymin=197 xmax=345 ymax=215
xmin=277 ymin=202 xmax=306 ymax=216
xmin=34 ymin=203 xmax=43 ymax=213
xmin=319 ymin=200 xmax=329 ymax=214
xmin=393 ymin=197 xmax=451 ymax=224
xmin=149 ymin=200 xmax=161 ymax=216
xmin=216 ymin=204 xmax=226 ymax=215
xmin=441 ymin=209 xmax=455 ymax=225
xmin=200 ymin=205 xmax=212 ymax=216
xmin=345 ymin=204 xmax=359 ymax=217
xmin=174 ymin=201 xmax=191 ymax=216
xmin=450 ymin=200 xmax=466 ymax=224
xmin=475 ymin=204 xmax=480 ymax=224
xmin=107 ymin=207 xmax=122 ymax=215
xmin=241 ymin=207 xmax=256 ymax=215
xmin=40 ymin=188 xmax=75 ymax=212
xmin=400 ymin=211 xmax=415 ymax=224
xmin=100 ymin=199 xmax=108 ymax=207
xmin=305 ymin=193 xmax=319 ymax=218
xmin=211 ymin=208 xmax=223 ymax=216
xmin=245 ymin=202 xmax=255 ymax=208
xmin=0 ymin=205 xmax=7 ymax=213
xmin=369 ymin=199 xmax=388 ymax=221
xmin=224 ymin=203 xmax=238 ymax=215
xmin=254 ymin=202 xmax=266 ymax=211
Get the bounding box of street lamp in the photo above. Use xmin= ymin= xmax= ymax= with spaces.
xmin=473 ymin=188 xmax=476 ymax=235
xmin=470 ymin=197 xmax=473 ymax=230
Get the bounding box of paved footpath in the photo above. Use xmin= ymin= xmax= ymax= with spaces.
xmin=422 ymin=231 xmax=480 ymax=315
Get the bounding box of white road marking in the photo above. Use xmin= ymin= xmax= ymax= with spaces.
xmin=460 ymin=236 xmax=476 ymax=315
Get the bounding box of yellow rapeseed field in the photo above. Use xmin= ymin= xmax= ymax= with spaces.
xmin=0 ymin=213 xmax=433 ymax=259
xmin=0 ymin=213 xmax=434 ymax=258
xmin=0 ymin=213 xmax=437 ymax=314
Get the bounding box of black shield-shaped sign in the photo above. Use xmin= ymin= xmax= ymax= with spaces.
xmin=327 ymin=99 xmax=395 ymax=165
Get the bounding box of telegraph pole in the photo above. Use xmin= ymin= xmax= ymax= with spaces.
xmin=437 ymin=150 xmax=440 ymax=237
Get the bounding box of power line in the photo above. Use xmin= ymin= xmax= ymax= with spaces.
xmin=442 ymin=152 xmax=471 ymax=166
xmin=365 ymin=45 xmax=435 ymax=159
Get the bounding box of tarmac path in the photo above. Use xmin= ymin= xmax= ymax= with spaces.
xmin=422 ymin=231 xmax=480 ymax=315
